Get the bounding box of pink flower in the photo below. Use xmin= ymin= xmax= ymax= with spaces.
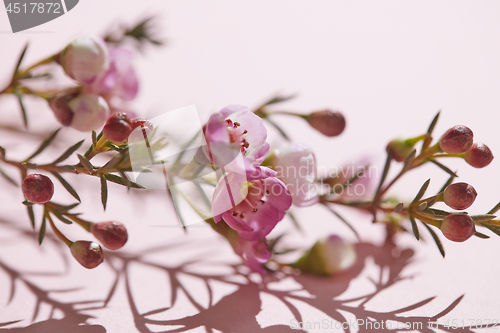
xmin=90 ymin=46 xmax=139 ymax=102
xmin=212 ymin=166 xmax=292 ymax=241
xmin=270 ymin=143 xmax=319 ymax=207
xmin=60 ymin=36 xmax=109 ymax=85
xmin=199 ymin=105 xmax=270 ymax=175
xmin=235 ymin=238 xmax=272 ymax=274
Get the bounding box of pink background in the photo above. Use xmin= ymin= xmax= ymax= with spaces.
xmin=1 ymin=1 xmax=500 ymax=332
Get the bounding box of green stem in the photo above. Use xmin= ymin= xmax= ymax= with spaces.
xmin=413 ymin=212 xmax=442 ymax=228
xmin=15 ymin=55 xmax=56 ymax=80
xmin=67 ymin=215 xmax=93 ymax=232
xmin=46 ymin=210 xmax=73 ymax=247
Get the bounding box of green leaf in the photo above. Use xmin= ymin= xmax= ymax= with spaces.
xmin=331 ymin=166 xmax=367 ymax=195
xmin=0 ymin=166 xmax=18 ymax=186
xmin=481 ymin=224 xmax=500 ymax=238
xmin=416 ymin=202 xmax=427 ymax=212
xmin=100 ymin=152 xmax=123 ymax=173
xmin=12 ymin=43 xmax=29 ymax=79
xmin=402 ymin=149 xmax=417 ymax=171
xmin=286 ymin=211 xmax=304 ymax=234
xmin=51 ymin=210 xmax=73 ymax=224
xmin=409 ymin=215 xmax=420 ymax=240
xmin=92 ymin=130 xmax=97 ymax=147
xmin=421 ymin=222 xmax=445 ymax=257
xmin=58 ymin=165 xmax=76 ymax=173
xmin=14 ymin=87 xmax=28 ymax=128
xmin=470 ymin=214 xmax=496 ymax=222
xmin=474 ymin=232 xmax=490 ymax=239
xmin=193 ymin=181 xmax=211 ymax=210
xmin=26 ymin=128 xmax=61 ymax=161
xmin=423 ymin=208 xmax=451 ymax=218
xmin=52 ymin=140 xmax=84 ymax=164
xmin=324 ymin=205 xmax=360 ymax=241
xmin=104 ymin=173 xmax=144 ymax=189
xmin=38 ymin=215 xmax=46 ymax=245
xmin=100 ymin=175 xmax=108 ymax=210
xmin=264 ymin=117 xmax=290 ymax=141
xmin=261 ymin=94 xmax=297 ymax=107
xmin=27 ymin=205 xmax=35 ymax=229
xmin=421 ymin=111 xmax=441 ymax=151
xmin=429 ymin=159 xmax=458 ymax=177
xmin=374 ymin=149 xmax=393 ymax=197
xmin=412 ymin=178 xmax=431 ymax=203
xmin=427 ymin=111 xmax=440 ymax=136
xmin=487 ymin=201 xmax=500 ymax=215
xmin=50 ymin=202 xmax=80 ymax=211
xmin=438 ymin=174 xmax=456 ymax=194
xmin=50 ymin=171 xmax=81 ymax=202
xmin=77 ymin=154 xmax=93 ymax=174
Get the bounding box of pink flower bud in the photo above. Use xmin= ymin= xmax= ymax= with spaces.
xmin=293 ymin=235 xmax=356 ymax=275
xmin=443 ymin=182 xmax=477 ymax=210
xmin=103 ymin=113 xmax=132 ymax=143
xmin=70 ymin=241 xmax=104 ymax=269
xmin=386 ymin=138 xmax=414 ymax=162
xmin=463 ymin=143 xmax=494 ymax=168
xmin=48 ymin=93 xmax=78 ymax=126
xmin=22 ymin=174 xmax=54 ymax=204
xmin=67 ymin=93 xmax=110 ymax=132
xmin=90 ymin=221 xmax=128 ymax=250
xmin=60 ymin=36 xmax=109 ymax=85
xmin=440 ymin=214 xmax=476 ymax=242
xmin=439 ymin=125 xmax=474 ymax=154
xmin=306 ymin=110 xmax=346 ymax=137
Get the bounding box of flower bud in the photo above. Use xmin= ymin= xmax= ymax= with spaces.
xmin=22 ymin=174 xmax=54 ymax=204
xmin=270 ymin=143 xmax=318 ymax=207
xmin=386 ymin=138 xmax=414 ymax=162
xmin=128 ymin=118 xmax=154 ymax=143
xmin=306 ymin=110 xmax=346 ymax=137
xmin=90 ymin=221 xmax=128 ymax=250
xmin=292 ymin=235 xmax=356 ymax=275
xmin=70 ymin=241 xmax=104 ymax=269
xmin=440 ymin=214 xmax=476 ymax=242
xmin=443 ymin=182 xmax=477 ymax=210
xmin=463 ymin=143 xmax=494 ymax=168
xmin=59 ymin=36 xmax=109 ymax=85
xmin=103 ymin=113 xmax=133 ymax=143
xmin=68 ymin=93 xmax=110 ymax=132
xmin=439 ymin=125 xmax=474 ymax=154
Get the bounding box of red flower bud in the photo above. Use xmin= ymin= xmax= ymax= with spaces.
xmin=440 ymin=214 xmax=476 ymax=242
xmin=22 ymin=174 xmax=54 ymax=204
xmin=306 ymin=110 xmax=346 ymax=137
xmin=103 ymin=112 xmax=133 ymax=143
xmin=48 ymin=93 xmax=77 ymax=126
xmin=443 ymin=182 xmax=477 ymax=210
xmin=439 ymin=125 xmax=474 ymax=154
xmin=464 ymin=143 xmax=494 ymax=168
xmin=70 ymin=241 xmax=104 ymax=269
xmin=90 ymin=221 xmax=128 ymax=250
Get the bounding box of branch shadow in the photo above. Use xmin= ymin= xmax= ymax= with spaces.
xmin=0 ymin=217 xmax=489 ymax=332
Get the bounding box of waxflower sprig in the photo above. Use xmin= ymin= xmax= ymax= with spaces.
xmin=317 ymin=112 xmax=497 ymax=257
